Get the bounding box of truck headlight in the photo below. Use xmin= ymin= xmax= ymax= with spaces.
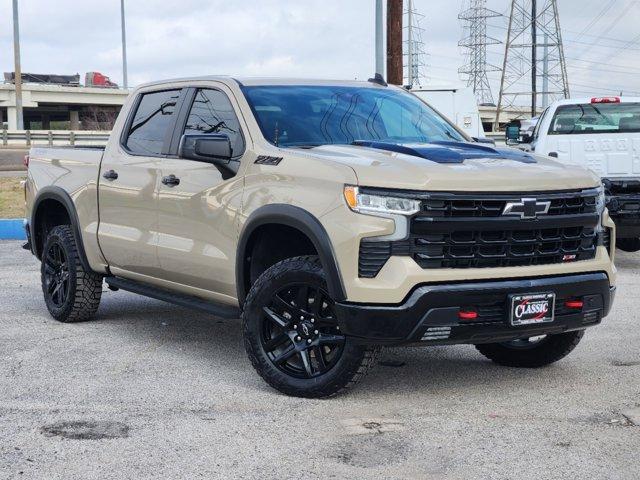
xmin=343 ymin=185 xmax=420 ymax=242
xmin=343 ymin=186 xmax=420 ymax=215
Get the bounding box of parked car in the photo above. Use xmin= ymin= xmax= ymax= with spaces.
xmin=507 ymin=96 xmax=640 ymax=252
xmin=24 ymin=77 xmax=616 ymax=397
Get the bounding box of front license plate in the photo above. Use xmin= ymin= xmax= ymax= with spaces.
xmin=509 ymin=293 xmax=555 ymax=326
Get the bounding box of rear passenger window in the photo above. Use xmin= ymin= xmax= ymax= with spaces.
xmin=183 ymin=89 xmax=245 ymax=157
xmin=125 ymin=89 xmax=181 ymax=155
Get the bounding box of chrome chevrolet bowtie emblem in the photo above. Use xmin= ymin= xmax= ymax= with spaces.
xmin=502 ymin=198 xmax=551 ymax=219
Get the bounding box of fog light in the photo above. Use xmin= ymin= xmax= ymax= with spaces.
xmin=458 ymin=310 xmax=478 ymax=320
xmin=565 ymin=300 xmax=584 ymax=310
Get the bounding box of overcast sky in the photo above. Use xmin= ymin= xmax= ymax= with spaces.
xmin=1 ymin=0 xmax=639 ymax=101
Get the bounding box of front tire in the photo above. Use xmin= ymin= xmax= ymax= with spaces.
xmin=475 ymin=330 xmax=584 ymax=368
xmin=616 ymin=237 xmax=640 ymax=252
xmin=243 ymin=256 xmax=379 ymax=398
xmin=41 ymin=225 xmax=103 ymax=322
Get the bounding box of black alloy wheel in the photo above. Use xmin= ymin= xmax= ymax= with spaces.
xmin=260 ymin=283 xmax=345 ymax=379
xmin=43 ymin=242 xmax=71 ymax=308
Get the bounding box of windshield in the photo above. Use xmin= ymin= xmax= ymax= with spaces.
xmin=241 ymin=85 xmax=466 ymax=147
xmin=549 ymin=102 xmax=640 ymax=135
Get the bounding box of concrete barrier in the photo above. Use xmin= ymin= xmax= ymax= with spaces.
xmin=0 ymin=219 xmax=26 ymax=240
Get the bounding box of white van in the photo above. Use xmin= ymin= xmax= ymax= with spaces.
xmin=411 ymin=85 xmax=486 ymax=139
xmin=516 ymin=97 xmax=640 ymax=251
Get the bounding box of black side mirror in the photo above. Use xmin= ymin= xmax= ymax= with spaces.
xmin=505 ymin=126 xmax=520 ymax=145
xmin=179 ymin=134 xmax=232 ymax=163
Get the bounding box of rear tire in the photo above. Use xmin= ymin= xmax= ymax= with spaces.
xmin=41 ymin=225 xmax=102 ymax=322
xmin=243 ymin=256 xmax=379 ymax=398
xmin=475 ymin=330 xmax=584 ymax=368
xmin=616 ymin=237 xmax=640 ymax=252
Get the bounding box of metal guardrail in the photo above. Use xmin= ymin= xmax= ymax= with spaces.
xmin=1 ymin=129 xmax=110 ymax=147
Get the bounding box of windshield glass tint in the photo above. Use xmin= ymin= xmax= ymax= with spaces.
xmin=241 ymin=85 xmax=465 ymax=147
xmin=549 ymin=102 xmax=640 ymax=135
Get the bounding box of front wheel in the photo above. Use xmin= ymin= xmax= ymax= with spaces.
xmin=243 ymin=256 xmax=379 ymax=398
xmin=616 ymin=237 xmax=640 ymax=252
xmin=475 ymin=330 xmax=584 ymax=368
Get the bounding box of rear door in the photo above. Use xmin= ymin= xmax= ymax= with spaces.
xmin=98 ymin=88 xmax=185 ymax=278
xmin=542 ymin=100 xmax=640 ymax=178
xmin=154 ymin=85 xmax=248 ymax=300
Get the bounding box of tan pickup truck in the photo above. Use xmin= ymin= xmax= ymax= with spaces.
xmin=24 ymin=76 xmax=617 ymax=397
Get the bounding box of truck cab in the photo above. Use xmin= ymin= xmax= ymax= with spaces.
xmin=511 ymin=96 xmax=640 ymax=251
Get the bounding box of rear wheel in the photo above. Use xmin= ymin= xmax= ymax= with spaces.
xmin=616 ymin=237 xmax=640 ymax=252
xmin=243 ymin=256 xmax=379 ymax=398
xmin=475 ymin=330 xmax=584 ymax=368
xmin=41 ymin=225 xmax=103 ymax=322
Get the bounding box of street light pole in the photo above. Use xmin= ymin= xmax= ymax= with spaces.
xmin=375 ymin=0 xmax=384 ymax=77
xmin=12 ymin=0 xmax=24 ymax=130
xmin=121 ymin=0 xmax=128 ymax=88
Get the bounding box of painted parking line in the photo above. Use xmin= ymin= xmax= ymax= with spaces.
xmin=0 ymin=219 xmax=26 ymax=240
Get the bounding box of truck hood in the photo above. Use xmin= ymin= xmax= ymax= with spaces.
xmin=300 ymin=142 xmax=601 ymax=192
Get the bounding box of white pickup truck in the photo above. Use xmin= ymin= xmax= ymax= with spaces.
xmin=511 ymin=97 xmax=640 ymax=251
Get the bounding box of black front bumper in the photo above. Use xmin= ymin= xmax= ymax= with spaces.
xmin=335 ymin=273 xmax=614 ymax=346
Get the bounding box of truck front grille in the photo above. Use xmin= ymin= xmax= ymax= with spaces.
xmin=358 ymin=189 xmax=600 ymax=278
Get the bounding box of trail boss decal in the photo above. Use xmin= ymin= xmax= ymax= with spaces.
xmin=509 ymin=293 xmax=555 ymax=326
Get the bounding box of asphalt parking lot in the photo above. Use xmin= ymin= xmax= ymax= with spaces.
xmin=1 ymin=240 xmax=639 ymax=480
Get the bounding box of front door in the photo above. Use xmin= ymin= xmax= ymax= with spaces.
xmin=98 ymin=88 xmax=183 ymax=278
xmin=155 ymin=86 xmax=247 ymax=301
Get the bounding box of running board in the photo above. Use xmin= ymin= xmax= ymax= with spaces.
xmin=105 ymin=276 xmax=240 ymax=319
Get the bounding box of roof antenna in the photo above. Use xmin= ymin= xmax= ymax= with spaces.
xmin=368 ymin=73 xmax=388 ymax=87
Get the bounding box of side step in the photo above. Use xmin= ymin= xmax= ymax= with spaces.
xmin=105 ymin=276 xmax=240 ymax=319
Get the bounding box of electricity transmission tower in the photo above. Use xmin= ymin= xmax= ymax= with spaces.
xmin=458 ymin=0 xmax=502 ymax=105
xmin=404 ymin=0 xmax=428 ymax=88
xmin=495 ymin=0 xmax=569 ymax=129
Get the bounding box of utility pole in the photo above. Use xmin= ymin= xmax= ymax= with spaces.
xmin=458 ymin=0 xmax=502 ymax=104
xmin=12 ymin=0 xmax=24 ymax=130
xmin=531 ymin=0 xmax=537 ymax=117
xmin=407 ymin=0 xmax=413 ymax=87
xmin=495 ymin=0 xmax=569 ymax=131
xmin=375 ymin=0 xmax=384 ymax=77
xmin=386 ymin=0 xmax=403 ymax=85
xmin=121 ymin=0 xmax=128 ymax=88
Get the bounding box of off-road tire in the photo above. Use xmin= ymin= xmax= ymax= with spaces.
xmin=243 ymin=255 xmax=379 ymax=398
xmin=475 ymin=330 xmax=585 ymax=368
xmin=616 ymin=237 xmax=640 ymax=253
xmin=41 ymin=225 xmax=102 ymax=322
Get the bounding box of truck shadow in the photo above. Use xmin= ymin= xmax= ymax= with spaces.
xmin=93 ymin=290 xmax=574 ymax=398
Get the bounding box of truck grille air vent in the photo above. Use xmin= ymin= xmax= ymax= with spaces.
xmin=358 ymin=189 xmax=600 ymax=277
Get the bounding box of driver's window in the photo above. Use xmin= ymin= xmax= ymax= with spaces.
xmin=183 ymin=89 xmax=245 ymax=158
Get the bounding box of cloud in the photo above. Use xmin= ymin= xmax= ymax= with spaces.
xmin=0 ymin=0 xmax=638 ymax=99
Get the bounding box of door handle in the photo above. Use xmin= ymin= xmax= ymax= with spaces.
xmin=102 ymin=169 xmax=118 ymax=181
xmin=162 ymin=174 xmax=180 ymax=187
